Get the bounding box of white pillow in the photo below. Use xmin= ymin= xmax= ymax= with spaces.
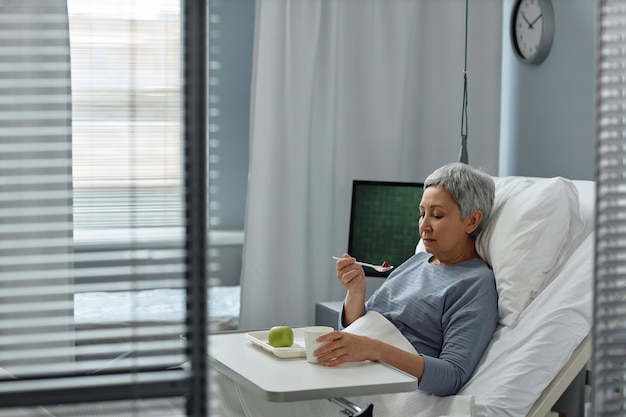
xmin=476 ymin=177 xmax=585 ymax=327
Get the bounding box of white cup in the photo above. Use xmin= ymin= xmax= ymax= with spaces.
xmin=303 ymin=326 xmax=334 ymax=363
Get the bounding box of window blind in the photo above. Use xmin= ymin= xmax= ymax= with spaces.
xmin=69 ymin=0 xmax=185 ymax=289
xmin=0 ymin=0 xmax=207 ymax=414
xmin=0 ymin=0 xmax=77 ymax=389
xmin=594 ymin=1 xmax=626 ymax=416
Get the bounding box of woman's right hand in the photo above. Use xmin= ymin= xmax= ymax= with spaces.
xmin=335 ymin=254 xmax=367 ymax=294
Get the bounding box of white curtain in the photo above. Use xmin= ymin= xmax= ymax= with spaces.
xmin=239 ymin=0 xmax=502 ymax=330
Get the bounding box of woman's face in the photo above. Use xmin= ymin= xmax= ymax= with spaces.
xmin=418 ymin=185 xmax=476 ymax=263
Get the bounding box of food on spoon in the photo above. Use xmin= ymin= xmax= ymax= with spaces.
xmin=381 ymin=261 xmax=391 ymax=268
xmin=268 ymin=325 xmax=294 ymax=348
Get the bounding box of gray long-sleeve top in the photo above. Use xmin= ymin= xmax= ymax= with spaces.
xmin=339 ymin=251 xmax=499 ymax=396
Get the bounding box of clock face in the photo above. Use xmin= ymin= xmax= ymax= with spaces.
xmin=511 ymin=0 xmax=554 ymax=65
xmin=514 ymin=0 xmax=543 ymax=60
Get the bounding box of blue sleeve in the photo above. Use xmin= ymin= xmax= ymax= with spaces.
xmin=336 ymin=303 xmax=366 ymax=330
xmin=337 ymin=305 xmax=346 ymax=330
xmin=417 ymin=278 xmax=498 ymax=396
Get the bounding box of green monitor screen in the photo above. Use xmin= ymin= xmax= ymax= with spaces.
xmin=347 ymin=180 xmax=425 ymax=278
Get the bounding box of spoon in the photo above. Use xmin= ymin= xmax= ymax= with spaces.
xmin=332 ymin=256 xmax=394 ymax=273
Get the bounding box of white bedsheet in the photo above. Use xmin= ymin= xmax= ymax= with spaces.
xmin=460 ymin=232 xmax=594 ymax=417
xmin=341 ymin=311 xmax=475 ymax=417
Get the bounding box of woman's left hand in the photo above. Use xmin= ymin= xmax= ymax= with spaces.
xmin=312 ymin=331 xmax=379 ymax=366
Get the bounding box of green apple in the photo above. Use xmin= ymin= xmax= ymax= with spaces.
xmin=267 ymin=325 xmax=294 ymax=348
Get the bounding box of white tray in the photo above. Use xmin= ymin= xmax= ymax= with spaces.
xmin=244 ymin=328 xmax=306 ymax=359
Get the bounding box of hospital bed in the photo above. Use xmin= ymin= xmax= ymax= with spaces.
xmin=209 ymin=175 xmax=594 ymax=417
xmin=429 ymin=175 xmax=594 ymax=417
xmin=463 ymin=176 xmax=594 ymax=417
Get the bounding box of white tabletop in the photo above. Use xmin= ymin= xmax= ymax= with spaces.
xmin=209 ymin=330 xmax=417 ymax=402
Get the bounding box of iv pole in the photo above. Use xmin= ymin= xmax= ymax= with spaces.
xmin=459 ymin=0 xmax=469 ymax=164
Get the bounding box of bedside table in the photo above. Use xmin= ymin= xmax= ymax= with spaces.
xmin=315 ymin=301 xmax=343 ymax=329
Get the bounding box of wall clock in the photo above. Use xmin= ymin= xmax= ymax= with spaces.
xmin=510 ymin=0 xmax=555 ymax=65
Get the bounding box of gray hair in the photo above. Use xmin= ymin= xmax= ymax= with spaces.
xmin=424 ymin=162 xmax=495 ymax=239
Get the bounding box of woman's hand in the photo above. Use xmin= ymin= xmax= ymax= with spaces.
xmin=336 ymin=254 xmax=367 ymax=326
xmin=335 ymin=254 xmax=367 ymax=295
xmin=313 ymin=330 xmax=426 ymax=382
xmin=312 ymin=331 xmax=379 ymax=366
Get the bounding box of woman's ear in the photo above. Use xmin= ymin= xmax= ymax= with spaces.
xmin=466 ymin=210 xmax=483 ymax=235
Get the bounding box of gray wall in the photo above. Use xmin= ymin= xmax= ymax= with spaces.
xmin=499 ymin=0 xmax=596 ymax=180
xmin=208 ymin=0 xmax=254 ymax=230
xmin=208 ymin=0 xmax=254 ymax=286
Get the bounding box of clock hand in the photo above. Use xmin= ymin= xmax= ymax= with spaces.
xmin=522 ymin=12 xmax=533 ymax=29
xmin=530 ymin=14 xmax=542 ymax=27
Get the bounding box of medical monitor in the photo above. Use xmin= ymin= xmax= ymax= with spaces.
xmin=347 ymin=180 xmax=425 ymax=278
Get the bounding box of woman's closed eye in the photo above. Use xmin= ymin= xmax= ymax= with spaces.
xmin=421 ymin=212 xmax=443 ymax=219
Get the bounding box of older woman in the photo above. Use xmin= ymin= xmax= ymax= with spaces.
xmin=316 ymin=162 xmax=498 ymax=396
xmin=211 ymin=163 xmax=498 ymax=416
